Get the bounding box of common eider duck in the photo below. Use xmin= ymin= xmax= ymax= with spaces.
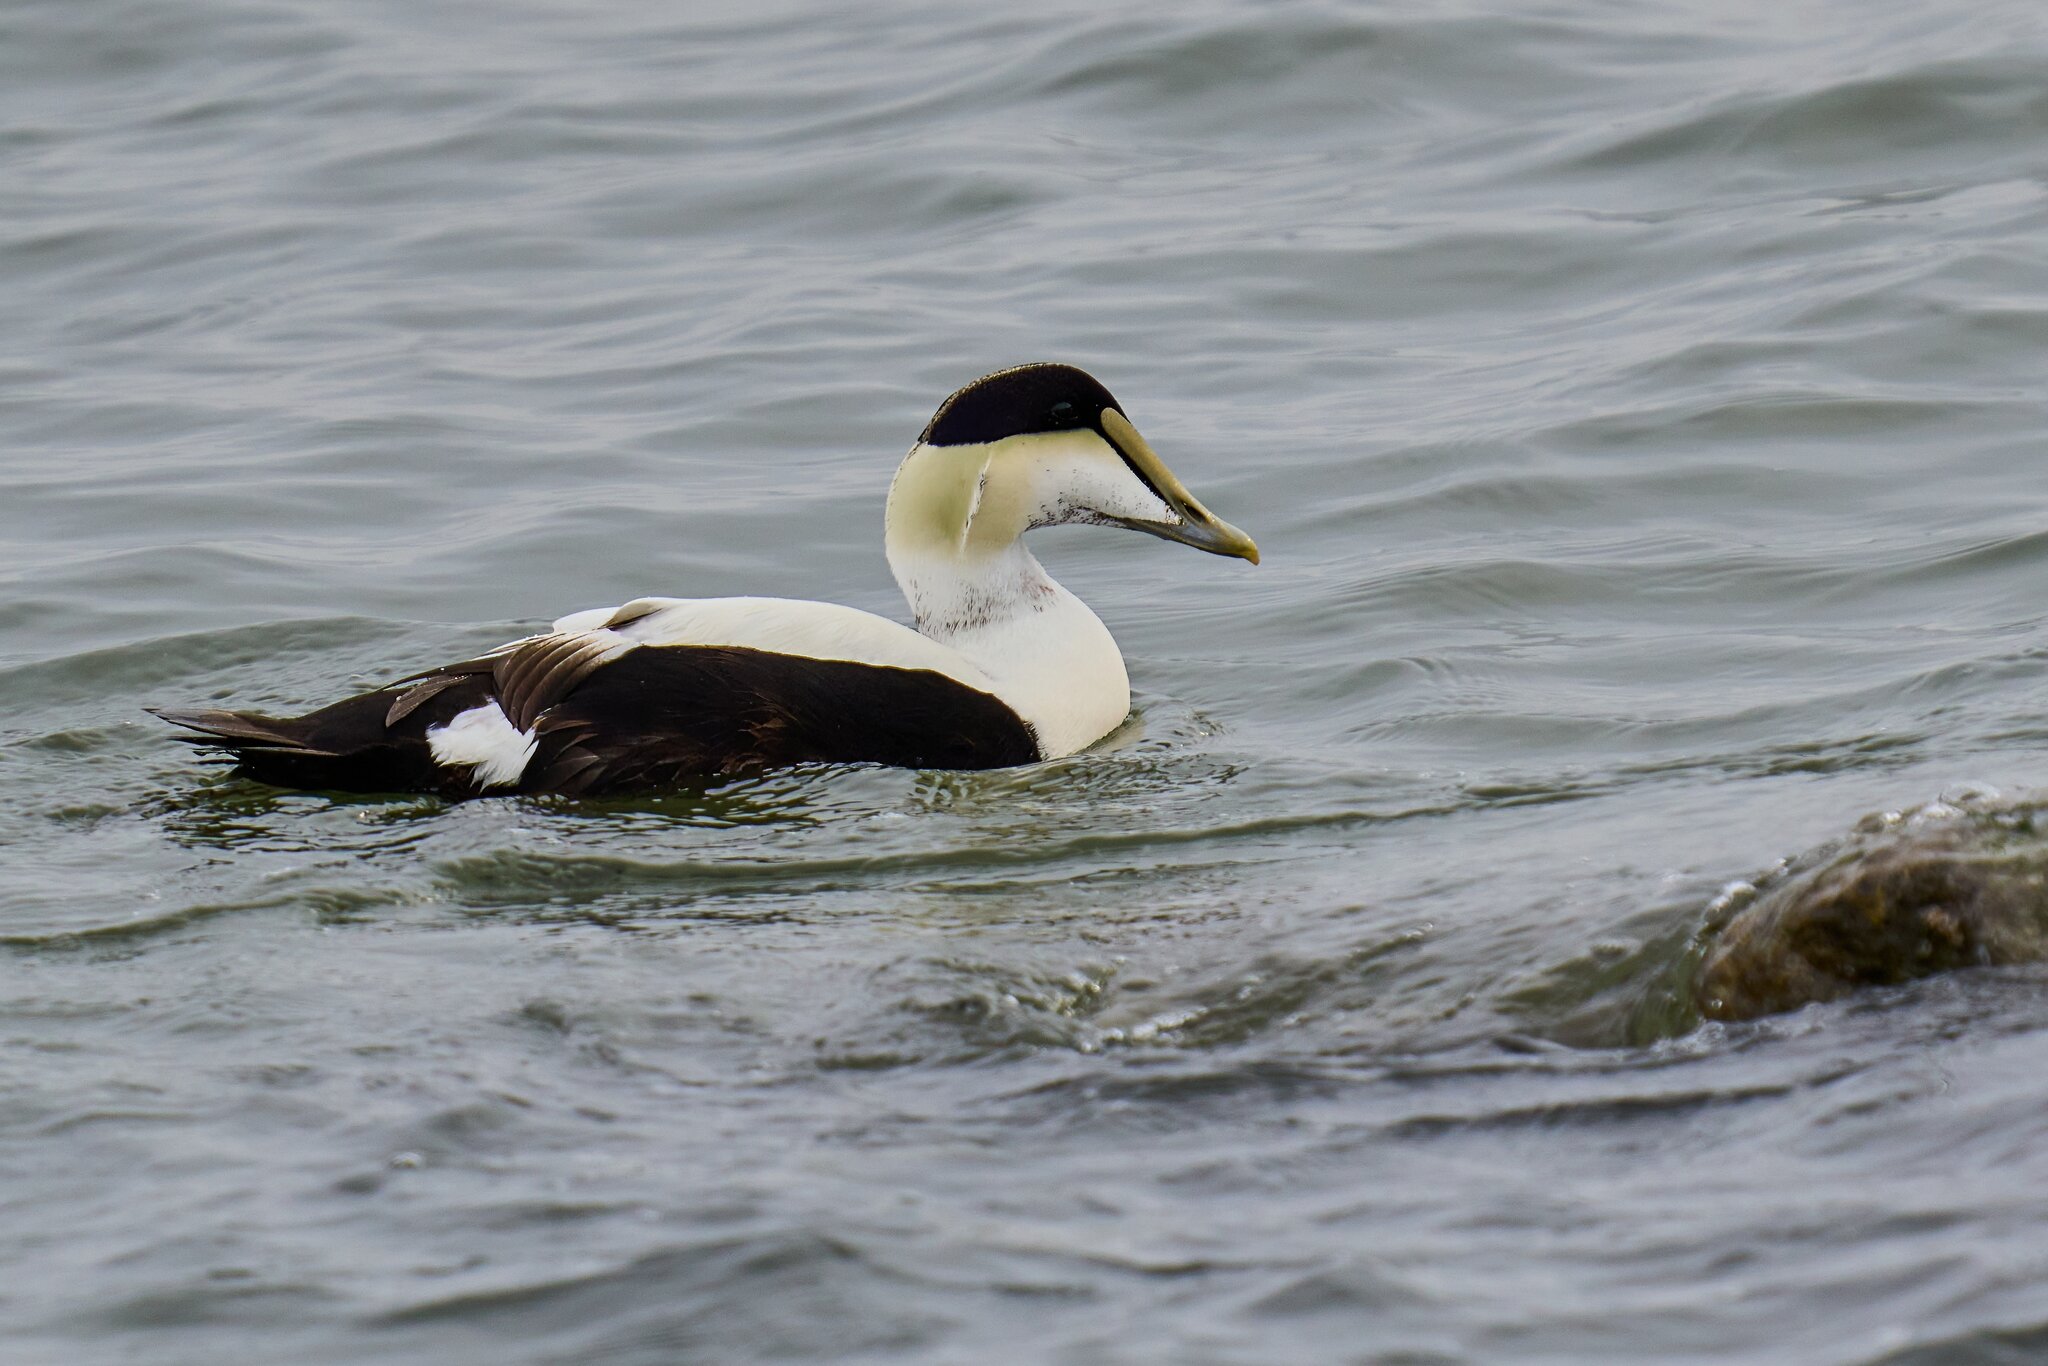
xmin=150 ymin=363 xmax=1259 ymax=796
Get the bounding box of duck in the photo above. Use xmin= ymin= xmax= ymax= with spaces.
xmin=150 ymin=363 xmax=1259 ymax=796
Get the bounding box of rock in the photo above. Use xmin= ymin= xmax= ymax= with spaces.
xmin=1695 ymin=800 xmax=2048 ymax=1022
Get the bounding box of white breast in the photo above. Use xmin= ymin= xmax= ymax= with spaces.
xmin=929 ymin=584 xmax=1129 ymax=760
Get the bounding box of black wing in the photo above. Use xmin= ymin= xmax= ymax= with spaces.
xmin=522 ymin=645 xmax=1042 ymax=794
xmin=152 ymin=633 xmax=1040 ymax=797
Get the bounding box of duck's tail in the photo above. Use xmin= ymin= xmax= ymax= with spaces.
xmin=147 ymin=678 xmax=492 ymax=794
xmin=146 ymin=706 xmax=332 ymax=753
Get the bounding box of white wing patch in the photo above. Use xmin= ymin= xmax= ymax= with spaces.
xmin=427 ymin=702 xmax=537 ymax=788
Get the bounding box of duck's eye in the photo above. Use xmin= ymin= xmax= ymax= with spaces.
xmin=1048 ymin=400 xmax=1075 ymax=424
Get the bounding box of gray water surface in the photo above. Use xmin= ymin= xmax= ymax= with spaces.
xmin=7 ymin=1 xmax=2048 ymax=1361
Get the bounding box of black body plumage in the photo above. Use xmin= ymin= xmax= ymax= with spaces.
xmin=153 ymin=645 xmax=1041 ymax=797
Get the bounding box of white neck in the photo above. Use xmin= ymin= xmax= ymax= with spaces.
xmin=886 ymin=539 xmax=1130 ymax=760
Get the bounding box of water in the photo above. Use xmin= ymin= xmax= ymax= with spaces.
xmin=6 ymin=0 xmax=2048 ymax=1359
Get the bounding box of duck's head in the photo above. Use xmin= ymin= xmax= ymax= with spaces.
xmin=885 ymin=363 xmax=1259 ymax=566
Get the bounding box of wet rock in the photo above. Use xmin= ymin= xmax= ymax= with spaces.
xmin=1696 ymin=800 xmax=2048 ymax=1022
